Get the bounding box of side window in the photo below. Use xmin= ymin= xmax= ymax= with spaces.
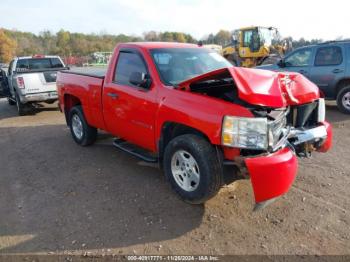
xmin=243 ymin=30 xmax=253 ymax=47
xmin=285 ymin=48 xmax=312 ymax=67
xmin=314 ymin=46 xmax=343 ymax=66
xmin=114 ymin=52 xmax=147 ymax=87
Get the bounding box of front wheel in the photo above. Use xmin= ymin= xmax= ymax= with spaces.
xmin=337 ymin=85 xmax=350 ymax=114
xmin=163 ymin=134 xmax=223 ymax=204
xmin=68 ymin=105 xmax=97 ymax=146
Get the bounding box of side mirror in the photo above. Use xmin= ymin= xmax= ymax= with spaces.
xmin=129 ymin=72 xmax=151 ymax=89
xmin=278 ymin=59 xmax=286 ymax=68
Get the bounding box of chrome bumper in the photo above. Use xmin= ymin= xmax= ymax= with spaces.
xmin=289 ymin=125 xmax=327 ymax=145
xmin=21 ymin=92 xmax=58 ymax=103
xmin=272 ymin=125 xmax=328 ymax=153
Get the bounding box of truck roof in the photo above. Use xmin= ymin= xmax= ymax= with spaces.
xmin=121 ymin=42 xmax=200 ymax=50
xmin=15 ymin=55 xmax=61 ymax=60
xmin=292 ymin=40 xmax=350 ymax=51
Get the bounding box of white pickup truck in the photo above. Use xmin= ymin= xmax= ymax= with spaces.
xmin=3 ymin=55 xmax=66 ymax=115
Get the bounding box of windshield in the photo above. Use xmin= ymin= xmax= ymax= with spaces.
xmin=150 ymin=48 xmax=232 ymax=85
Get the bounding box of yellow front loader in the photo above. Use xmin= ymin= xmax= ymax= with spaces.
xmin=222 ymin=26 xmax=291 ymax=68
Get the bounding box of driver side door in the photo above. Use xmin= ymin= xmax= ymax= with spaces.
xmin=102 ymin=50 xmax=158 ymax=151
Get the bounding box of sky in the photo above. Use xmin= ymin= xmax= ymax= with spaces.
xmin=0 ymin=0 xmax=348 ymax=40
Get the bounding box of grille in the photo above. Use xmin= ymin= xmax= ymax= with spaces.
xmin=287 ymin=101 xmax=319 ymax=128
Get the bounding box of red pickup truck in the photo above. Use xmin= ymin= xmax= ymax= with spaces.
xmin=57 ymin=42 xmax=332 ymax=209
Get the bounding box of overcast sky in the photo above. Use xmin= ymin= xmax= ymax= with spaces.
xmin=1 ymin=0 xmax=348 ymax=40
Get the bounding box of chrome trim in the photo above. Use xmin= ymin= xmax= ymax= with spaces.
xmin=288 ymin=125 xmax=327 ymax=145
xmin=269 ymin=124 xmax=327 ymax=153
xmin=318 ymin=98 xmax=326 ymax=122
xmin=267 ymin=107 xmax=289 ymax=150
xmin=270 ymin=126 xmax=291 ymax=152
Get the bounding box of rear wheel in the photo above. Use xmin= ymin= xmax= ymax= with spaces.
xmin=15 ymin=93 xmax=27 ymax=116
xmin=163 ymin=134 xmax=223 ymax=204
xmin=68 ymin=105 xmax=97 ymax=146
xmin=337 ymin=85 xmax=350 ymax=114
xmin=7 ymin=97 xmax=15 ymax=106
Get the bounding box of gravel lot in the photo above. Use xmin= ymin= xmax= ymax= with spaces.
xmin=0 ymin=98 xmax=349 ymax=255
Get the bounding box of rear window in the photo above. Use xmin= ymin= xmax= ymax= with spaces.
xmin=314 ymin=46 xmax=343 ymax=66
xmin=16 ymin=58 xmax=64 ymax=71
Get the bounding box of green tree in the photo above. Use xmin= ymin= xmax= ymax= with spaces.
xmin=144 ymin=31 xmax=159 ymax=41
xmin=160 ymin=32 xmax=174 ymax=42
xmin=57 ymin=30 xmax=71 ymax=57
xmin=214 ymin=30 xmax=231 ymax=46
xmin=174 ymin=32 xmax=186 ymax=43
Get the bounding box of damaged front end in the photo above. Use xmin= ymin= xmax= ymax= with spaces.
xmin=178 ymin=66 xmax=333 ymax=209
xmin=251 ymin=98 xmax=329 ymax=157
xmin=243 ymin=100 xmax=332 ymax=209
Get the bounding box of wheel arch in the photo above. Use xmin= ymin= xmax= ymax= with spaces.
xmin=336 ymin=78 xmax=350 ymax=97
xmin=158 ymin=122 xmax=214 ymax=166
xmin=63 ymin=93 xmax=82 ymax=125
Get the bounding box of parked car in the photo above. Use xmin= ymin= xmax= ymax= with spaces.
xmin=57 ymin=42 xmax=332 ymax=209
xmin=1 ymin=55 xmax=66 ymax=115
xmin=0 ymin=68 xmax=9 ymax=98
xmin=257 ymin=40 xmax=350 ymax=114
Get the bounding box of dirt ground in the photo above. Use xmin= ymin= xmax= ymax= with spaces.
xmin=0 ymin=98 xmax=349 ymax=256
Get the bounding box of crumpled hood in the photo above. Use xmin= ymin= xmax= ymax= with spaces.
xmin=178 ymin=67 xmax=320 ymax=108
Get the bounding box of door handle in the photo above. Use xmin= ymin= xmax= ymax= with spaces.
xmin=299 ymin=69 xmax=308 ymax=74
xmin=107 ymin=92 xmax=119 ymax=99
xmin=332 ymin=69 xmax=344 ymax=74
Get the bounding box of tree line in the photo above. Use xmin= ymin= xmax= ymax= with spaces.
xmin=0 ymin=27 xmax=335 ymax=64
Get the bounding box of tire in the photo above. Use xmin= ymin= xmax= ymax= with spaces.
xmin=336 ymin=85 xmax=350 ymax=114
xmin=225 ymin=55 xmax=238 ymax=66
xmin=68 ymin=105 xmax=97 ymax=146
xmin=7 ymin=97 xmax=15 ymax=106
xmin=46 ymin=100 xmax=56 ymax=104
xmin=15 ymin=93 xmax=27 ymax=116
xmin=163 ymin=134 xmax=223 ymax=204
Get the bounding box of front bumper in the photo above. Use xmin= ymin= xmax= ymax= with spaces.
xmin=243 ymin=121 xmax=332 ymax=208
xmin=20 ymin=91 xmax=58 ymax=103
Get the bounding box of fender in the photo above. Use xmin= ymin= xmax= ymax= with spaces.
xmin=155 ymin=87 xmax=254 ymax=146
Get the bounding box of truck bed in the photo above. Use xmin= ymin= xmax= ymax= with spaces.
xmin=61 ymin=67 xmax=107 ymax=79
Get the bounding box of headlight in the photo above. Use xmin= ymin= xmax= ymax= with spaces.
xmin=222 ymin=116 xmax=268 ymax=150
